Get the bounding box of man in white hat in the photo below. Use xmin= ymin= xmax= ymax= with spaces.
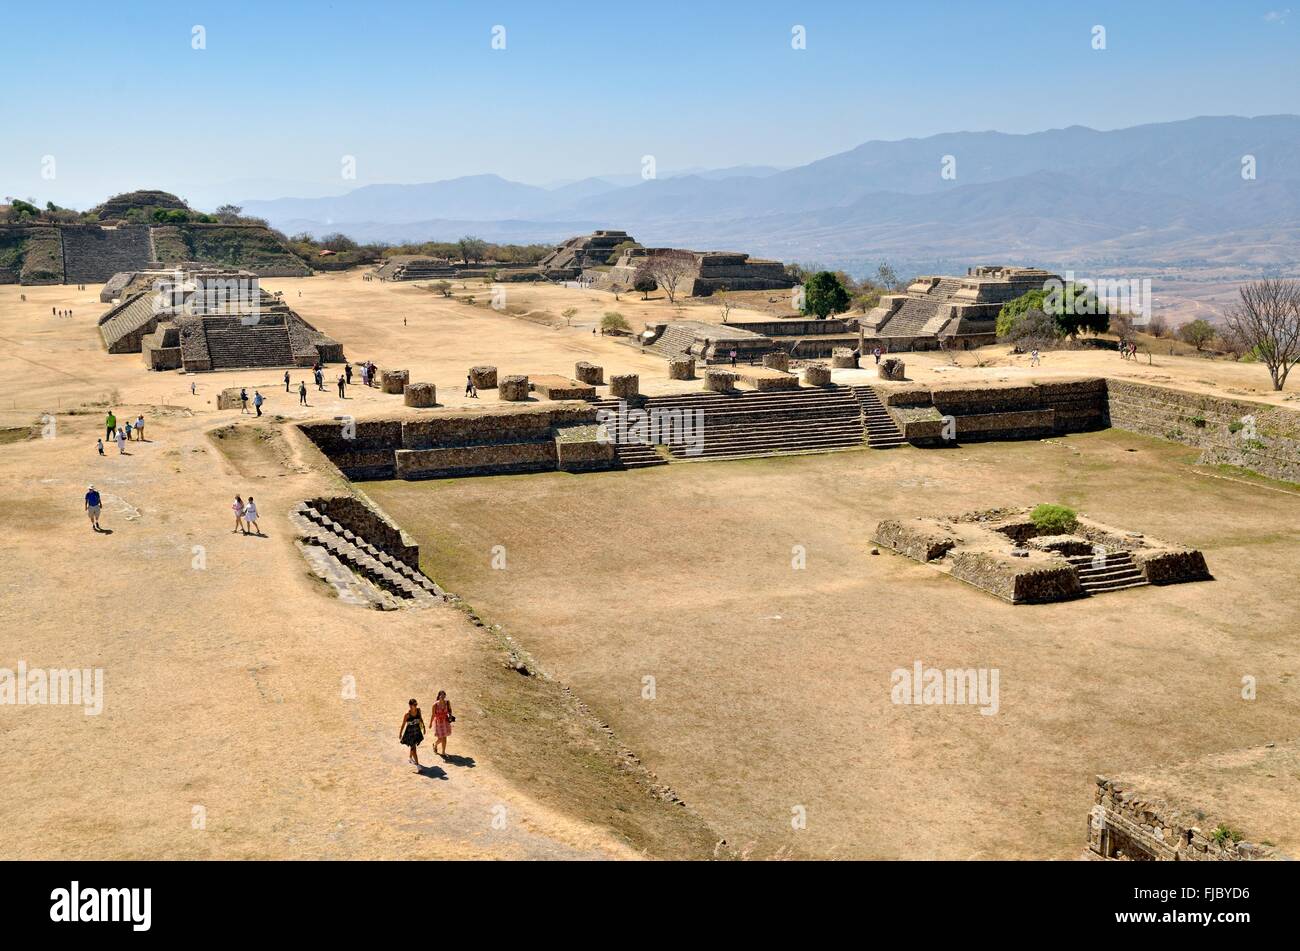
xmin=85 ymin=485 xmax=102 ymax=532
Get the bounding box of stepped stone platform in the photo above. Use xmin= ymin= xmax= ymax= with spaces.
xmin=873 ymin=507 xmax=1210 ymax=604
xmin=641 ymin=320 xmax=774 ymax=364
xmin=61 ymin=225 xmax=154 ymax=284
xmin=372 ymin=256 xmax=457 ymax=281
xmin=862 ymin=265 xmax=1061 ymax=351
xmin=1085 ymin=742 xmax=1297 ymax=861
xmin=538 ymin=230 xmax=635 ymax=272
xmin=733 ymin=365 xmax=799 ymax=391
xmin=594 ymin=246 xmax=795 ymax=297
xmin=97 ymin=266 xmax=342 ymax=370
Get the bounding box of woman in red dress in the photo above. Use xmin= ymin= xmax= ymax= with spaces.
xmin=432 ymin=690 xmax=453 ymax=759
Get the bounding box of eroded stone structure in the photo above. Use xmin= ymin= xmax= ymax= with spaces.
xmin=861 ymin=265 xmax=1060 ymax=351
xmin=98 ymin=267 xmax=342 ymax=370
xmin=596 ymin=247 xmax=794 ymax=297
xmin=874 ymin=507 xmax=1211 ymax=603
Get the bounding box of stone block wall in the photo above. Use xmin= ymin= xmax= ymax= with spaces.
xmin=1106 ymin=379 xmax=1300 ymax=484
xmin=609 ymin=374 xmax=639 ymax=398
xmin=310 ymin=494 xmax=421 ymax=568
xmin=404 ymin=382 xmax=437 ymax=407
xmin=949 ymin=551 xmax=1083 ymax=603
xmin=804 ymin=364 xmax=832 ymax=386
xmin=394 ymin=441 xmax=557 ymax=479
xmin=499 ymin=375 xmax=530 ymax=401
xmin=669 ymin=358 xmax=696 ymax=380
xmin=705 ymin=369 xmax=737 ymax=393
xmin=470 ymin=365 xmax=498 ymax=389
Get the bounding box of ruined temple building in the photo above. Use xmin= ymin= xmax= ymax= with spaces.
xmin=861 ymin=265 xmax=1060 ymax=351
xmin=98 ymin=267 xmax=343 ymax=370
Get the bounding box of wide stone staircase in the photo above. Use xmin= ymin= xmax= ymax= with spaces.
xmin=1064 ymin=550 xmax=1149 ymax=595
xmin=202 ymin=317 xmax=296 ymax=368
xmin=880 ymin=298 xmax=936 ymax=337
xmin=590 ymin=398 xmax=670 ymax=469
xmin=850 ymin=385 xmax=907 ymax=448
xmin=290 ymin=502 xmax=442 ymax=608
xmin=637 ymin=386 xmax=866 ymax=461
xmin=61 ymin=226 xmax=153 ymax=284
xmin=647 ymin=324 xmax=699 ymax=359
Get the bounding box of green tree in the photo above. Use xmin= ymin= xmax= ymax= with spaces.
xmin=1179 ymin=318 xmax=1216 ymax=351
xmin=457 ymin=235 xmax=489 ymax=264
xmin=800 ymin=271 xmax=852 ymax=319
xmin=633 ymin=265 xmax=657 ymax=299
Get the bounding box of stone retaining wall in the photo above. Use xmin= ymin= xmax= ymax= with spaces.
xmin=310 ymin=494 xmax=420 ymax=568
xmin=1105 ymin=379 xmax=1300 ymax=484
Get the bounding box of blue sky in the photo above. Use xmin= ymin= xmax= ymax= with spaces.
xmin=2 ymin=0 xmax=1298 ymax=207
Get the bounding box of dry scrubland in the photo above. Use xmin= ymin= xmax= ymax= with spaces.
xmin=0 ymin=270 xmax=1297 ymax=860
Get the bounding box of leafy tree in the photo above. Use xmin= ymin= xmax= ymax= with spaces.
xmin=999 ymin=284 xmax=1107 ymax=340
xmin=1178 ymin=318 xmax=1216 ymax=351
xmin=561 ymin=307 xmax=578 ymax=326
xmin=457 ymin=235 xmax=489 ymax=264
xmin=214 ymin=203 xmax=243 ymax=223
xmin=800 ymin=271 xmax=851 ymax=319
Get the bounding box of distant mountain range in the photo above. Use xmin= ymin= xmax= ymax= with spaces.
xmin=237 ymin=116 xmax=1300 ymax=275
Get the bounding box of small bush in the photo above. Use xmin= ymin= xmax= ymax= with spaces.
xmin=1030 ymin=503 xmax=1078 ymax=535
xmin=1210 ymin=824 xmax=1243 ymax=845
xmin=601 ymin=311 xmax=631 ymax=334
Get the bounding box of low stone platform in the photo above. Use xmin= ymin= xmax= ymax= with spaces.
xmin=530 ymin=374 xmax=597 ymax=401
xmin=873 ymin=507 xmax=1210 ymax=604
xmin=733 ymin=365 xmax=800 ymax=392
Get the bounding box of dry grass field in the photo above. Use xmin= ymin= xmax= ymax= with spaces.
xmin=363 ymin=432 xmax=1300 ymax=859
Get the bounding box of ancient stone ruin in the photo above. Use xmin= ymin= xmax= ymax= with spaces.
xmin=97 ymin=267 xmax=342 ymax=370
xmin=860 ymin=265 xmax=1060 ymax=351
xmin=1085 ymin=740 xmax=1297 ymax=860
xmin=596 ymin=246 xmax=794 ymax=297
xmin=874 ymin=507 xmax=1211 ymax=603
xmin=537 ymin=230 xmax=636 ymax=277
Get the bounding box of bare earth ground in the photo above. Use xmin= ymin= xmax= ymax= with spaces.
xmin=0 ymin=270 xmax=1295 ymax=860
xmin=365 ymin=434 xmax=1300 ymax=859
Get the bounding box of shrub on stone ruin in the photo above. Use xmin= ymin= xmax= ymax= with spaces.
xmin=1030 ymin=504 xmax=1077 ymax=535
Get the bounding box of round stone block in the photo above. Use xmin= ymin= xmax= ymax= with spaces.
xmin=380 ymin=369 xmax=409 ymax=394
xmin=831 ymin=347 xmax=859 ymax=369
xmin=763 ymin=351 xmax=790 ymax=372
xmin=879 ymin=357 xmax=906 ymax=381
xmin=668 ymin=358 xmax=696 ymax=380
xmin=609 ymin=374 xmax=639 ymax=398
xmin=499 ymin=375 xmax=530 ymax=401
xmin=803 ymin=364 xmax=832 ymax=386
xmin=705 ymin=369 xmax=737 ymax=393
xmin=575 ymin=361 xmax=604 ymax=385
xmin=404 ymin=382 xmax=437 ymax=407
xmin=469 ymin=365 xmax=498 ymax=389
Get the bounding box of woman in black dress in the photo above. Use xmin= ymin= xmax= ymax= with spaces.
xmin=399 ymin=699 xmax=427 ymax=767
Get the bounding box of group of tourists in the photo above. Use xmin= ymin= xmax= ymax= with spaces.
xmin=51 ymin=307 xmax=74 ymax=318
xmin=358 ymin=360 xmax=380 ymax=387
xmin=464 ymin=374 xmax=478 ymax=398
xmin=230 ymin=495 xmax=262 ymax=536
xmin=99 ymin=409 xmax=147 ymax=456
xmin=1118 ymin=340 xmax=1141 ymax=361
xmin=399 ymin=692 xmax=455 ymax=767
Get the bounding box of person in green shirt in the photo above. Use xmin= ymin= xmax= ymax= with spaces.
xmin=105 ymin=411 xmax=117 ymax=441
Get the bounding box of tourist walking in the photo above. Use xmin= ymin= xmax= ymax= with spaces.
xmin=105 ymin=410 xmax=117 ymax=441
xmin=134 ymin=414 xmax=145 ymax=441
xmin=85 ymin=485 xmax=102 ymax=532
xmin=400 ymin=699 xmax=427 ymax=767
xmin=431 ymin=690 xmax=454 ymax=759
xmin=190 ymin=381 xmax=197 ymax=396
xmin=253 ymin=390 xmax=264 ymax=417
xmin=1030 ymin=348 xmax=1041 ymax=367
xmin=231 ymin=495 xmax=246 ymax=534
xmin=337 ymin=374 xmax=346 ymax=398
xmin=465 ymin=374 xmax=477 ymax=398
xmin=115 ymin=427 xmax=127 ymax=454
xmin=315 ymin=367 xmax=324 ymax=392
xmin=873 ymin=346 xmax=882 ymax=365
xmin=123 ymin=419 xmax=133 ymax=442
xmin=239 ymin=388 xmax=249 ymax=413
xmin=729 ymin=348 xmax=737 ymax=366
xmin=243 ymin=497 xmax=261 ymax=535
xmin=284 ymin=370 xmax=291 ymax=392
xmin=298 ymin=381 xmax=308 ymax=405
xmin=344 ymin=362 xmax=353 ymax=385
xmin=96 ymin=438 xmax=104 ymax=456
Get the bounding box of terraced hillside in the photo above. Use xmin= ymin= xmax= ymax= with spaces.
xmin=152 ymin=223 xmax=310 ymax=276
xmin=0 ymin=226 xmax=65 ymax=284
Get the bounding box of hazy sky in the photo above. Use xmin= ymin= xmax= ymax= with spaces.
xmin=3 ymin=0 xmax=1299 ymax=207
